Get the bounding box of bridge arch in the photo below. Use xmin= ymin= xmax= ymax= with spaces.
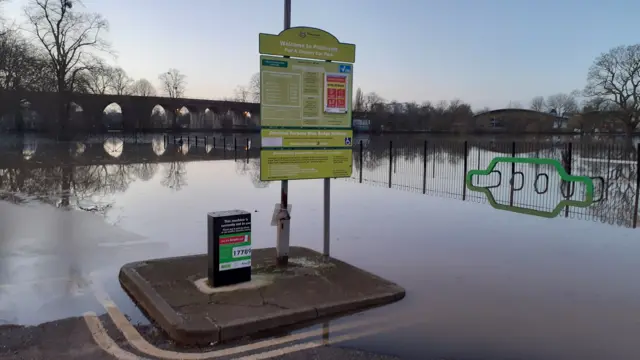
xmin=103 ymin=102 xmax=124 ymax=130
xmin=150 ymin=105 xmax=170 ymax=129
xmin=103 ymin=137 xmax=124 ymax=158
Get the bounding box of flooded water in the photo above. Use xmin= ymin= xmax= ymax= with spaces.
xmin=1 ymin=133 xmax=640 ymax=359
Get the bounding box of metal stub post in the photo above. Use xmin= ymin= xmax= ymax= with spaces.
xmin=275 ymin=205 xmax=291 ymax=267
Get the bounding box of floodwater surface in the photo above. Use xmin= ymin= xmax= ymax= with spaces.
xmin=1 ymin=134 xmax=640 ymax=360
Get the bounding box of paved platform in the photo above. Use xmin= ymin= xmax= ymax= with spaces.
xmin=119 ymin=246 xmax=405 ymax=345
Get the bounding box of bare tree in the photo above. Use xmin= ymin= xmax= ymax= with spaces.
xmin=530 ymin=96 xmax=546 ymax=111
xmin=507 ymin=101 xmax=523 ymax=108
xmin=546 ymin=92 xmax=578 ymax=116
xmin=0 ymin=27 xmax=55 ymax=91
xmin=109 ymin=67 xmax=131 ymax=95
xmin=129 ymin=78 xmax=156 ymax=96
xmin=24 ymin=0 xmax=110 ymax=93
xmin=364 ymin=92 xmax=384 ymax=112
xmin=249 ymin=72 xmax=259 ymax=102
xmin=79 ymin=63 xmax=112 ymax=94
xmin=233 ymin=85 xmax=250 ymax=102
xmin=158 ymin=68 xmax=186 ymax=98
xmin=584 ymin=44 xmax=640 ymax=134
xmin=353 ymin=87 xmax=365 ymax=112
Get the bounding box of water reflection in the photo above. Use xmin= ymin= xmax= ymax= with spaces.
xmin=350 ymin=137 xmax=639 ymax=228
xmin=0 ymin=134 xmax=637 ymax=228
xmin=2 ymin=134 xmax=640 ymax=359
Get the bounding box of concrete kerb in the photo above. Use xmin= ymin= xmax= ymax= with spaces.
xmin=119 ymin=247 xmax=406 ymax=346
xmin=119 ymin=263 xmax=220 ymax=345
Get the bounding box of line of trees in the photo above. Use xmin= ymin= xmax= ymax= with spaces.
xmin=0 ymin=0 xmax=188 ymax=98
xmin=349 ymin=43 xmax=640 ymax=134
xmin=3 ymin=1 xmax=639 ymax=135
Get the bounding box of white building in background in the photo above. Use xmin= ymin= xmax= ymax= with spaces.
xmin=353 ymin=118 xmax=371 ymax=131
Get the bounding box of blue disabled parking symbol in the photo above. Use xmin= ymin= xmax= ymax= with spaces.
xmin=344 ymin=137 xmax=352 ymax=145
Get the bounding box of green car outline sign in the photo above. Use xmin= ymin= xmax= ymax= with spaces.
xmin=465 ymin=157 xmax=595 ymax=218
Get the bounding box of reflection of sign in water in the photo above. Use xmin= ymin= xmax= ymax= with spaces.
xmin=466 ymin=157 xmax=595 ymax=218
xmin=260 ymin=149 xmax=353 ymax=181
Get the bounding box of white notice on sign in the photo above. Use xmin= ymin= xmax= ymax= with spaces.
xmin=262 ymin=137 xmax=283 ymax=147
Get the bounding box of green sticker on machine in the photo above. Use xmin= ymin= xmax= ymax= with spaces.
xmin=219 ymin=232 xmax=251 ymax=271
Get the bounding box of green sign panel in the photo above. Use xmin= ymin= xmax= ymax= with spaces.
xmin=260 ymin=149 xmax=353 ymax=181
xmin=259 ymin=26 xmax=356 ymax=63
xmin=219 ymin=231 xmax=252 ymax=271
xmin=465 ymin=157 xmax=595 ymax=218
xmin=261 ymin=129 xmax=353 ymax=148
xmin=259 ymin=27 xmax=355 ymax=181
xmin=260 ymin=55 xmax=353 ymax=129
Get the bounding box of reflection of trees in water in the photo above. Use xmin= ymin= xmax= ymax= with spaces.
xmin=0 ymin=152 xmax=161 ymax=213
xmin=351 ymin=137 xmax=640 ymax=228
xmin=574 ymin=143 xmax=638 ymax=227
xmin=160 ymin=162 xmax=187 ymax=191
xmin=131 ymin=163 xmax=159 ymax=182
xmin=235 ymin=158 xmax=269 ymax=189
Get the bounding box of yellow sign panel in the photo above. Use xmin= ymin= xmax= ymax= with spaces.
xmin=261 ymin=129 xmax=353 ymax=148
xmin=260 ymin=149 xmax=353 ymax=181
xmin=259 ymin=27 xmax=356 ymax=63
xmin=260 ymin=55 xmax=353 ymax=128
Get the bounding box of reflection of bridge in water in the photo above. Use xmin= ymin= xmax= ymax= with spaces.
xmin=0 ymin=134 xmax=261 ymax=168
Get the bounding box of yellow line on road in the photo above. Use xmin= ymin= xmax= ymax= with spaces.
xmin=233 ymin=320 xmax=415 ymax=360
xmin=89 ymin=274 xmax=403 ymax=359
xmin=83 ymin=311 xmax=145 ymax=360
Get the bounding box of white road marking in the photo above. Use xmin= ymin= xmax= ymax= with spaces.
xmin=83 ymin=311 xmax=145 ymax=360
xmin=89 ymin=273 xmax=406 ymax=359
xmin=233 ymin=320 xmax=416 ymax=360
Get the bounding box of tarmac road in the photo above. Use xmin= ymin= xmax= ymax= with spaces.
xmin=0 ymin=316 xmax=402 ymax=360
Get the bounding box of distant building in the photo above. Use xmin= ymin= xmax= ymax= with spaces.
xmin=473 ymin=108 xmax=564 ymax=132
xmin=353 ymin=118 xmax=371 ymax=132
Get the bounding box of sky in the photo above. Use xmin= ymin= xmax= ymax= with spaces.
xmin=3 ymin=0 xmax=640 ymax=110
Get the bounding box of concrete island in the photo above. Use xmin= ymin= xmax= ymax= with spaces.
xmin=119 ymin=246 xmax=406 ymax=345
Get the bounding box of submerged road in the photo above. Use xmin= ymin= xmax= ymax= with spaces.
xmin=3 ymin=154 xmax=640 ymax=359
xmin=0 ymin=201 xmax=406 ymax=360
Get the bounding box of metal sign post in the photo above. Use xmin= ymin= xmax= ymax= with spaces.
xmin=260 ymin=0 xmax=356 ymax=267
xmin=275 ymin=0 xmax=293 ymax=267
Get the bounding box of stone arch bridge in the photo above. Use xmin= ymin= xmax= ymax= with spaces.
xmin=0 ymin=90 xmax=261 ymax=133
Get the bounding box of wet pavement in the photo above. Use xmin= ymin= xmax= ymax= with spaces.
xmin=1 ymin=135 xmax=640 ymax=359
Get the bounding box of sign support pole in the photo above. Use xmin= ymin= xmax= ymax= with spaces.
xmin=323 ymin=178 xmax=330 ymax=258
xmin=276 ymin=0 xmax=292 ymax=267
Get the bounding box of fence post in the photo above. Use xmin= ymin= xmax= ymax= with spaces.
xmin=359 ymin=140 xmax=363 ymax=184
xmin=462 ymin=141 xmax=468 ymax=200
xmin=509 ymin=141 xmax=516 ymax=206
xmin=633 ymin=143 xmax=640 ymax=228
xmin=605 ymin=144 xmax=611 ymax=200
xmin=564 ymin=142 xmax=573 ymax=218
xmin=432 ymin=142 xmax=436 ymax=178
xmin=388 ymin=141 xmax=393 ymax=188
xmin=422 ymin=140 xmax=427 ymax=194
